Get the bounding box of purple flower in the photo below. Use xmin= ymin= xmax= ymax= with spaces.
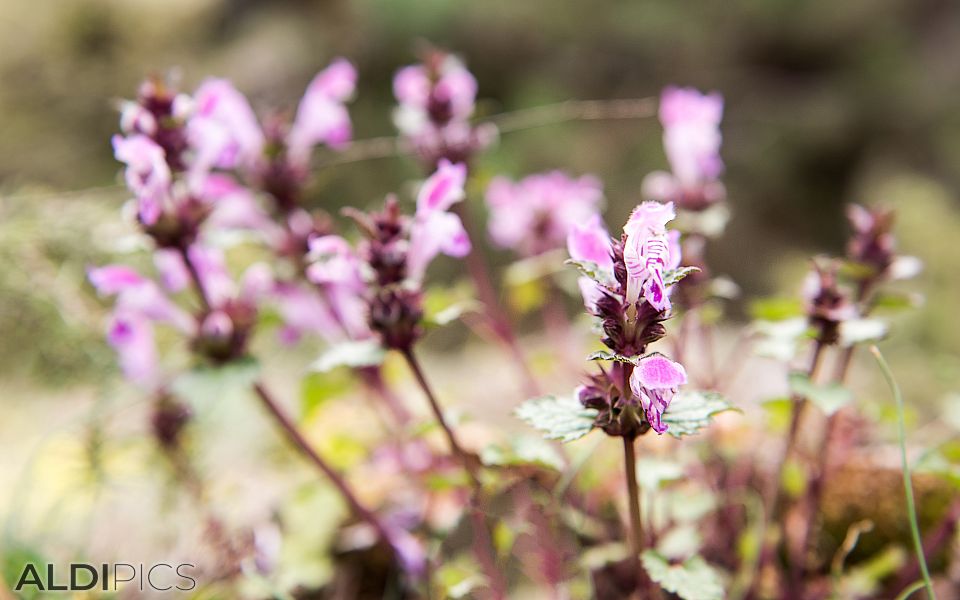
xmin=629 ymin=354 xmax=688 ymax=434
xmin=393 ymin=53 xmax=493 ymax=168
xmin=642 ymin=87 xmax=725 ymax=208
xmin=566 ymin=213 xmax=615 ymax=313
xmin=407 ymin=161 xmax=471 ymax=281
xmin=305 ymin=235 xmax=373 ymax=340
xmin=189 ymin=78 xmax=265 ymax=174
xmin=112 ymin=134 xmax=171 ymax=226
xmin=107 ymin=311 xmax=159 ymax=386
xmin=89 ymin=265 xmax=194 ymax=333
xmin=486 ymin=171 xmax=603 ymax=256
xmin=288 ymin=58 xmax=357 ymax=162
xmin=623 ymin=201 xmax=677 ymax=311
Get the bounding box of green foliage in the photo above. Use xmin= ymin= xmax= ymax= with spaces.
xmin=515 ymin=394 xmax=598 ymax=443
xmin=662 ymin=266 xmax=701 ymax=286
xmin=587 ymin=350 xmax=639 ymax=365
xmin=641 ymin=551 xmax=724 ymax=600
xmin=749 ymin=297 xmax=805 ymax=321
xmin=171 ymin=357 xmax=261 ymax=406
xmin=565 ymin=258 xmax=616 ymax=287
xmin=309 ymin=340 xmax=386 ymax=373
xmin=300 ymin=370 xmax=355 ymax=419
xmin=788 ymin=372 xmax=852 ymax=416
xmin=481 ymin=435 xmax=565 ymax=471
xmin=662 ymin=391 xmax=737 ymax=438
xmin=838 ymin=318 xmax=888 ymax=346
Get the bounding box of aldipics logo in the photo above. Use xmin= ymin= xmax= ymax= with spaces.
xmin=14 ymin=563 xmax=196 ymax=592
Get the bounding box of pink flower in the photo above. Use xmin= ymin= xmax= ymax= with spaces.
xmin=189 ymin=78 xmax=264 ymax=173
xmin=305 ymin=235 xmax=373 ymax=340
xmin=89 ymin=265 xmax=194 ymax=333
xmin=288 ymin=58 xmax=357 ymax=162
xmin=486 ymin=171 xmax=603 ymax=255
xmin=660 ymin=86 xmax=723 ymax=186
xmin=407 ymin=162 xmax=471 ymax=281
xmin=107 ymin=311 xmax=159 ymax=386
xmin=112 ymin=134 xmax=171 ymax=226
xmin=566 ymin=213 xmax=615 ymax=313
xmin=623 ymin=201 xmax=677 ymax=310
xmin=629 ymin=354 xmax=687 ymax=434
xmin=416 ymin=159 xmax=467 ymax=214
xmin=393 ymin=58 xmax=477 ymax=136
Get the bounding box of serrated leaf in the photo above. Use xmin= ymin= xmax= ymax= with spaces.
xmin=662 ymin=391 xmax=736 ymax=438
xmin=642 ymin=551 xmax=724 ymax=600
xmin=838 ymin=318 xmax=888 ymax=347
xmin=515 ymin=394 xmax=598 ymax=443
xmin=587 ymin=350 xmax=639 ymax=365
xmin=788 ymin=372 xmax=852 ymax=416
xmin=663 ymin=266 xmax=701 ymax=286
xmin=309 ymin=340 xmax=385 ymax=373
xmin=565 ymin=258 xmax=616 ymax=288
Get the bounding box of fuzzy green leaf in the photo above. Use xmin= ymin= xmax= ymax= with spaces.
xmin=663 ymin=266 xmax=701 ymax=286
xmin=642 ymin=551 xmax=724 ymax=600
xmin=662 ymin=391 xmax=736 ymax=438
xmin=587 ymin=350 xmax=639 ymax=365
xmin=565 ymin=258 xmax=616 ymax=287
xmin=515 ymin=394 xmax=598 ymax=443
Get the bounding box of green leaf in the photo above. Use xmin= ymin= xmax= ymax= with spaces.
xmin=300 ymin=370 xmax=354 ymax=418
xmin=662 ymin=391 xmax=737 ymax=438
xmin=587 ymin=350 xmax=639 ymax=365
xmin=641 ymin=551 xmax=725 ymax=600
xmin=565 ymin=258 xmax=616 ymax=288
xmin=838 ymin=318 xmax=888 ymax=347
xmin=749 ymin=297 xmax=804 ymax=321
xmin=788 ymin=372 xmax=852 ymax=416
xmin=424 ymin=299 xmax=481 ymax=327
xmin=480 ymin=435 xmax=565 ymax=471
xmin=872 ymin=291 xmax=923 ymax=312
xmin=752 ymin=318 xmax=810 ymax=361
xmin=515 ymin=394 xmax=598 ymax=443
xmin=663 ymin=266 xmax=701 ymax=286
xmin=309 ymin=340 xmax=385 ymax=373
xmin=635 ymin=457 xmax=685 ymax=491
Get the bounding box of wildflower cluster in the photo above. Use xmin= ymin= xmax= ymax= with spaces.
xmin=393 ymin=49 xmax=497 ymax=169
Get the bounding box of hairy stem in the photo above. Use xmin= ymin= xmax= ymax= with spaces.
xmin=623 ymin=435 xmax=644 ymax=561
xmin=870 ymin=346 xmax=935 ymax=600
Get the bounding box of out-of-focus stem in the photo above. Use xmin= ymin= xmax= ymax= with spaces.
xmin=399 ymin=347 xmax=506 ymax=599
xmin=400 ymin=347 xmax=476 ymax=483
xmin=251 ymin=381 xmax=393 ymax=544
xmin=451 ymin=201 xmax=540 ymax=398
xmin=870 ymin=346 xmax=935 ymax=600
xmin=179 ymin=244 xmax=211 ymax=311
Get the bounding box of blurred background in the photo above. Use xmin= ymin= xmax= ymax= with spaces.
xmin=1 ymin=0 xmax=959 ymax=595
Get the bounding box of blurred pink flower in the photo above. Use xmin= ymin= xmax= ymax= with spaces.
xmin=643 ymin=87 xmax=725 ymax=207
xmin=288 ymin=58 xmax=357 ymax=161
xmin=486 ymin=171 xmax=603 ymax=256
xmin=189 ymin=78 xmax=265 ymax=172
xmin=566 ymin=213 xmax=614 ymax=313
xmin=629 ymin=353 xmax=687 ymax=434
xmin=107 ymin=311 xmax=159 ymax=386
xmin=407 ymin=161 xmax=471 ymax=281
xmin=111 ymin=134 xmax=171 ymax=226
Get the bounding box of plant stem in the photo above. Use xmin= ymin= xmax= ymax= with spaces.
xmin=870 ymin=346 xmax=935 ymax=600
xmin=623 ymin=435 xmax=644 ymax=561
xmin=251 ymin=381 xmax=393 ymax=544
xmin=452 ymin=202 xmax=540 ymax=398
xmin=400 ymin=347 xmax=477 ymax=481
xmin=399 ymin=347 xmax=506 ymax=598
xmin=178 ymin=244 xmax=211 ymax=311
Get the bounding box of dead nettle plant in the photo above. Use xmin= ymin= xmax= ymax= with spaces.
xmin=89 ymin=44 xmax=937 ymax=600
